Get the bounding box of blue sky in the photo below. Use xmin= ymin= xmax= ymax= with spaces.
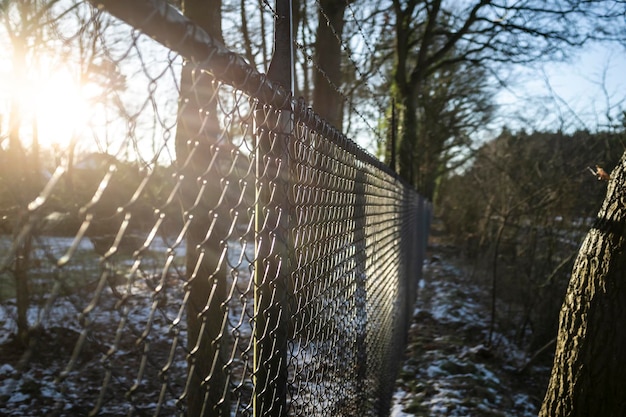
xmin=496 ymin=42 xmax=626 ymax=133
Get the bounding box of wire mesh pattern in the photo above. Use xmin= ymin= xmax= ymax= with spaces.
xmin=0 ymin=1 xmax=430 ymax=416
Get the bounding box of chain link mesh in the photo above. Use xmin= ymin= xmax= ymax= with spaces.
xmin=0 ymin=1 xmax=431 ymax=416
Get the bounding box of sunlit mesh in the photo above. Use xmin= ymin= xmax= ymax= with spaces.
xmin=0 ymin=1 xmax=430 ymax=416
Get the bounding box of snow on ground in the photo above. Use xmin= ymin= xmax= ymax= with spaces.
xmin=391 ymin=246 xmax=548 ymax=417
xmin=0 ymin=235 xmax=254 ymax=416
xmin=1 ymin=234 xmax=551 ymax=416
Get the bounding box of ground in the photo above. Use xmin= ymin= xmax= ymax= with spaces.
xmin=0 ymin=236 xmax=553 ymax=416
xmin=391 ymin=242 xmax=552 ymax=417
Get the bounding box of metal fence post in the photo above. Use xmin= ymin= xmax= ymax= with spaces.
xmin=353 ymin=160 xmax=368 ymax=413
xmin=253 ymin=107 xmax=291 ymax=417
xmin=254 ymin=1 xmax=293 ymax=416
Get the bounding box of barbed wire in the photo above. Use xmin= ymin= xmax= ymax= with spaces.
xmin=294 ymin=40 xmax=385 ymax=147
xmin=243 ymin=0 xmax=391 ymax=148
xmin=259 ymin=0 xmax=278 ymax=19
xmin=313 ymin=0 xmax=390 ymax=130
xmin=345 ymin=1 xmax=392 ymax=89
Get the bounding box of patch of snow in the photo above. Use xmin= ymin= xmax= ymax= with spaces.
xmin=389 ymin=390 xmax=411 ymax=417
xmin=392 ymin=252 xmax=542 ymax=417
xmin=6 ymin=390 xmax=30 ymax=404
xmin=513 ymin=393 xmax=539 ymax=415
xmin=1 ymin=234 xmax=261 ymax=416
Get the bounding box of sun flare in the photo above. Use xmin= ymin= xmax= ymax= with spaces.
xmin=33 ymin=69 xmax=89 ymax=148
xmin=2 ymin=55 xmax=93 ymax=152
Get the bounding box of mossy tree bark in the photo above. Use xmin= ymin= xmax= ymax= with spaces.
xmin=540 ymin=151 xmax=626 ymax=416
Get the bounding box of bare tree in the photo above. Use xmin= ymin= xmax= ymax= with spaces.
xmin=388 ymin=0 xmax=625 ymax=198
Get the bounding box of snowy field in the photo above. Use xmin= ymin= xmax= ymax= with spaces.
xmin=0 ymin=234 xmax=250 ymax=416
xmin=1 ymin=233 xmax=548 ymax=416
xmin=0 ymin=234 xmax=382 ymax=416
xmin=391 ymin=250 xmax=549 ymax=417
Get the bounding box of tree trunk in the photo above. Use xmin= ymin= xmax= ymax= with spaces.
xmin=540 ymin=151 xmax=626 ymax=417
xmin=389 ymin=1 xmax=422 ymax=194
xmin=397 ymin=90 xmax=418 ymax=189
xmin=7 ymin=19 xmax=32 ymax=346
xmin=14 ymin=232 xmax=32 ymax=347
xmin=176 ymin=1 xmax=230 ymax=416
xmin=312 ymin=0 xmax=348 ymax=129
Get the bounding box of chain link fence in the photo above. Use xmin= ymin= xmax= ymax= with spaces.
xmin=0 ymin=1 xmax=431 ymax=416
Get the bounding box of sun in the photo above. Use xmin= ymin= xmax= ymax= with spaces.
xmin=33 ymin=68 xmax=90 ymax=148
xmin=1 ymin=54 xmax=93 ymax=153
